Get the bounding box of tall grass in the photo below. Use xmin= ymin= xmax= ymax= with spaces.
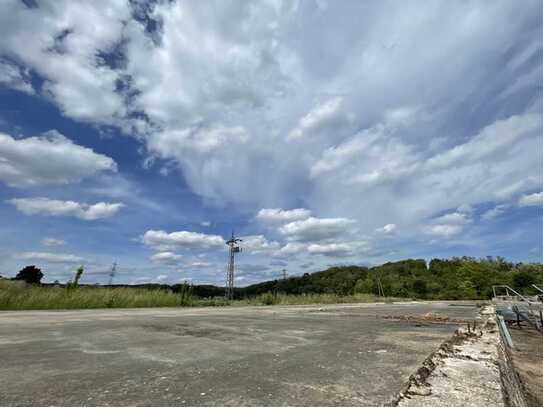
xmin=243 ymin=292 xmax=400 ymax=306
xmin=0 ymin=280 xmax=403 ymax=310
xmin=0 ymin=280 xmax=190 ymax=310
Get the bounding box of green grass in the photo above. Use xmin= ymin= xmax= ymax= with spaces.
xmin=0 ymin=280 xmax=404 ymax=310
xmin=0 ymin=280 xmax=190 ymax=310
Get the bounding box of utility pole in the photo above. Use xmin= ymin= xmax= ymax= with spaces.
xmin=225 ymin=232 xmax=242 ymax=300
xmin=108 ymin=262 xmax=117 ymax=286
xmin=282 ymin=268 xmax=287 ymax=280
xmin=375 ymin=270 xmax=385 ymax=298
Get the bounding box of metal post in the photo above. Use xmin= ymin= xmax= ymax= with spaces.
xmin=497 ymin=315 xmax=514 ymax=349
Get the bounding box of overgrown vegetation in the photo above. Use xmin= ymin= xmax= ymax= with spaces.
xmin=0 ymin=279 xmax=190 ymax=310
xmin=239 ymin=257 xmax=543 ymax=300
xmin=1 ymin=257 xmax=542 ymax=310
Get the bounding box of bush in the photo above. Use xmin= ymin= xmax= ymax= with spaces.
xmin=14 ymin=266 xmax=43 ymax=284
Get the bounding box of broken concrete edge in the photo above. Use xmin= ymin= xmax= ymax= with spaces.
xmin=382 ymin=328 xmax=475 ymax=406
xmin=383 ymin=306 xmax=531 ymax=407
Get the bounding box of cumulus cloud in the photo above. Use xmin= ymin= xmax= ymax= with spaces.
xmin=519 ymin=192 xmax=543 ymax=207
xmin=2 ymin=1 xmax=543 ymax=269
xmin=274 ymin=242 xmax=308 ymax=258
xmin=279 ymin=217 xmax=355 ymax=242
xmin=0 ymin=59 xmax=34 ymax=94
xmin=241 ymin=235 xmax=280 ymax=253
xmin=255 ymin=208 xmax=312 ymax=223
xmin=0 ymin=131 xmax=117 ymax=187
xmin=307 ymin=241 xmax=369 ymax=258
xmin=8 ymin=197 xmax=124 ymax=220
xmin=150 ymin=252 xmax=183 ymax=266
xmin=425 ymin=224 xmax=464 ymax=238
xmin=41 ymin=238 xmax=65 ymax=247
xmin=288 ymin=97 xmax=350 ymax=139
xmin=143 ymin=230 xmax=225 ymax=252
xmin=17 ymin=251 xmax=84 ymax=264
xmin=0 ymin=1 xmax=130 ymax=124
xmin=424 ymin=208 xmax=473 ymax=238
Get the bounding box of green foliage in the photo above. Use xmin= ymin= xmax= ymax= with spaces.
xmin=3 ymin=256 xmax=543 ymax=310
xmin=177 ymin=281 xmax=193 ymax=306
xmin=14 ymin=265 xmax=43 ymax=284
xmin=66 ymin=266 xmax=84 ymax=290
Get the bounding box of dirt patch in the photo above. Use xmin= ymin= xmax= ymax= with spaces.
xmin=508 ymin=327 xmax=543 ymax=407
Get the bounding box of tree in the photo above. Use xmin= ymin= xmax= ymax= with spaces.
xmin=412 ymin=279 xmax=428 ymax=297
xmin=67 ymin=266 xmax=84 ymax=289
xmin=512 ymin=270 xmax=536 ymax=291
xmin=14 ymin=265 xmax=43 ymax=284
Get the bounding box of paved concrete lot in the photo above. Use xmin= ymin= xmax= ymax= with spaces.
xmin=0 ymin=302 xmax=477 ymax=407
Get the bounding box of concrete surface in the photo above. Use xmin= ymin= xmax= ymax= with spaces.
xmin=0 ymin=302 xmax=477 ymax=407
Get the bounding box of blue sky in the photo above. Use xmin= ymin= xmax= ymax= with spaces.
xmin=1 ymin=0 xmax=543 ymax=286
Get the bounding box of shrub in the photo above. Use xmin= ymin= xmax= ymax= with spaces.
xmin=14 ymin=266 xmax=43 ymax=284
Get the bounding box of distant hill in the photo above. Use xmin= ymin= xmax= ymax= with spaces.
xmin=234 ymin=257 xmax=543 ymax=300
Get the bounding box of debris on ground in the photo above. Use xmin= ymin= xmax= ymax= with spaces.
xmin=381 ymin=313 xmax=468 ymax=325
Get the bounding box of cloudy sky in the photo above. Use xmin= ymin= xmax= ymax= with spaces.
xmin=1 ymin=0 xmax=542 ymax=286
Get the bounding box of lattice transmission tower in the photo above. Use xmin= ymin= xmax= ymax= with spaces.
xmin=108 ymin=262 xmax=117 ymax=286
xmin=225 ymin=232 xmax=242 ymax=300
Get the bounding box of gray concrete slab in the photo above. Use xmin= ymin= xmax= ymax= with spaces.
xmin=0 ymin=302 xmax=477 ymax=407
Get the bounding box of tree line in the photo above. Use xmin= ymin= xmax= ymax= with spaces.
xmin=4 ymin=256 xmax=543 ymax=301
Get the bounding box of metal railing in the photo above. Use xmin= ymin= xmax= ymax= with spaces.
xmin=492 ymin=285 xmax=543 ymax=335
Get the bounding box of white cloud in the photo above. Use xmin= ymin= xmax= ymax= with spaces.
xmin=481 ymin=204 xmax=509 ymax=221
xmin=17 ymin=252 xmax=84 ymax=264
xmin=0 ymin=59 xmax=34 ymax=94
xmin=432 ymin=212 xmax=471 ymax=225
xmin=143 ymin=230 xmax=225 ymax=252
xmin=0 ymin=1 xmax=130 ymax=124
xmin=425 ymin=224 xmax=464 ymax=238
xmin=8 ymin=197 xmax=124 ymax=220
xmin=241 ymin=235 xmax=280 ymax=253
xmin=41 ymin=238 xmax=65 ymax=247
xmin=288 ymin=97 xmax=349 ymax=139
xmin=425 ymin=114 xmax=543 ymax=171
xmin=1 ymin=1 xmax=543 ymax=268
xmin=519 ymin=192 xmax=543 ymax=207
xmin=376 ymin=224 xmax=397 ymax=234
xmin=255 ymin=208 xmax=312 ymax=223
xmin=424 ymin=208 xmax=472 ymax=239
xmin=0 ymin=131 xmax=117 ymax=187
xmin=150 ymin=252 xmax=183 ymax=265
xmin=307 ymin=241 xmax=369 ymax=258
xmin=274 ymin=242 xmax=308 ymax=258
xmin=188 ymin=261 xmax=212 ymax=269
xmin=279 ymin=217 xmax=356 ymax=242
